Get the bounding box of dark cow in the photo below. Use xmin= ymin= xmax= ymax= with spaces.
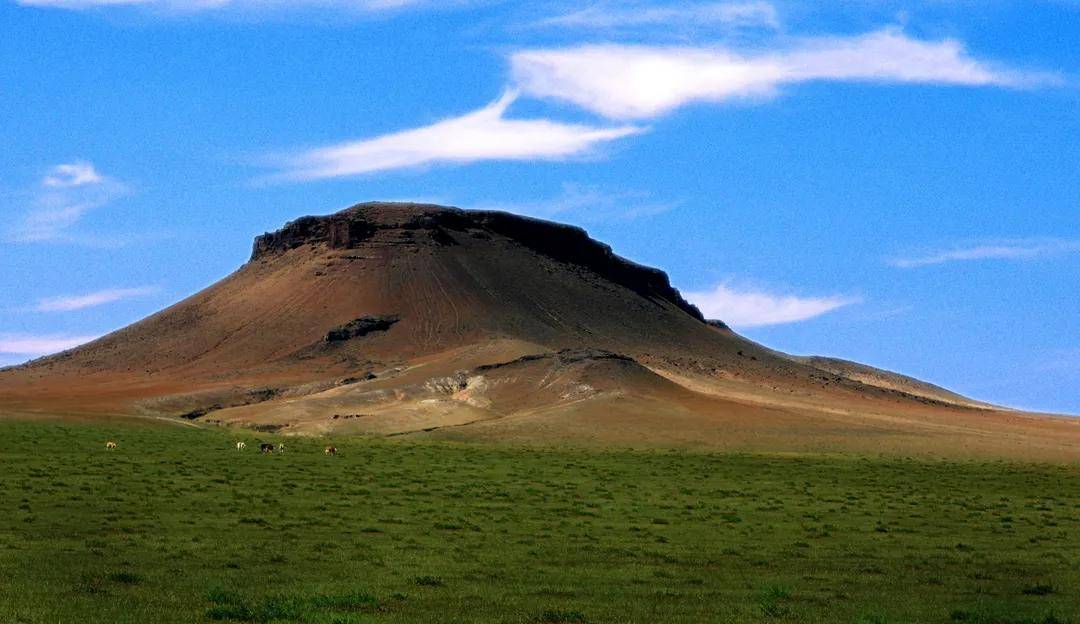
xmin=260 ymin=443 xmax=275 ymax=454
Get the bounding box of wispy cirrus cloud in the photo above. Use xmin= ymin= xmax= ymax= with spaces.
xmin=274 ymin=91 xmax=643 ymax=180
xmin=470 ymin=182 xmax=676 ymax=223
xmin=511 ymin=28 xmax=1059 ymax=120
xmin=535 ymin=1 xmax=780 ymax=31
xmin=8 ymin=161 xmax=128 ymax=244
xmin=0 ymin=334 xmax=99 ymax=357
xmin=889 ymin=239 xmax=1080 ymax=268
xmin=34 ymin=286 xmax=160 ymax=312
xmin=684 ymin=282 xmax=860 ymax=328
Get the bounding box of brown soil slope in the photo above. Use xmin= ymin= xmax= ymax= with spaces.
xmin=787 ymin=355 xmax=992 ymax=408
xmin=1 ymin=202 xmax=1076 ymax=459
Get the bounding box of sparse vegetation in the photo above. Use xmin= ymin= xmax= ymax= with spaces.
xmin=0 ymin=420 xmax=1076 ymax=623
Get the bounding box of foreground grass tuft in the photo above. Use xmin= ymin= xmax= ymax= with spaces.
xmin=204 ymin=591 xmax=378 ymax=622
xmin=534 ymin=609 xmax=588 ymax=623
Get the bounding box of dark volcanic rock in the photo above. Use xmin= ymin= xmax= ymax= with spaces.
xmin=469 ymin=211 xmax=703 ymax=321
xmin=251 ymin=202 xmax=705 ymax=322
xmin=179 ymin=405 xmax=219 ymax=420
xmin=325 ymin=315 xmax=399 ymax=342
xmin=250 ymin=204 xmax=454 ymax=259
xmin=476 ymin=348 xmax=637 ymax=372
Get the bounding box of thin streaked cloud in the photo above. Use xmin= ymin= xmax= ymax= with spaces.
xmin=889 ymin=239 xmax=1080 ymax=268
xmin=7 ymin=161 xmax=129 ymax=244
xmin=0 ymin=333 xmax=99 ymax=357
xmin=34 ymin=286 xmax=160 ymax=312
xmin=471 ymin=182 xmax=677 ymax=223
xmin=535 ymin=1 xmax=780 ymax=31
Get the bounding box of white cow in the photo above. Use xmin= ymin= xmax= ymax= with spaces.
xmin=236 ymin=441 xmax=246 ymax=451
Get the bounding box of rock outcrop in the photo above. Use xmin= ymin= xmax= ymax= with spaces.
xmin=251 ymin=202 xmax=704 ymax=322
xmin=325 ymin=316 xmax=399 ymax=342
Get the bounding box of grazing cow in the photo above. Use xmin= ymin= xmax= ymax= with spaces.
xmin=324 ymin=445 xmax=337 ymax=456
xmin=260 ymin=443 xmax=275 ymax=454
xmin=236 ymin=441 xmax=246 ymax=451
xmin=105 ymin=441 xmax=117 ymax=450
xmin=277 ymin=443 xmax=286 ymax=453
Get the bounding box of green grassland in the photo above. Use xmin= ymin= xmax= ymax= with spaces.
xmin=0 ymin=420 xmax=1076 ymax=624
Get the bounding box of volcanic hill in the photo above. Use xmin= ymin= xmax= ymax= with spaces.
xmin=1 ymin=202 xmax=1077 ymax=458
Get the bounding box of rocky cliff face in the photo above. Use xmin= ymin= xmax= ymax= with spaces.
xmin=251 ymin=202 xmax=705 ymax=322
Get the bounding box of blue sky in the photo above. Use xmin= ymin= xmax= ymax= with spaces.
xmin=1 ymin=0 xmax=1078 ymax=414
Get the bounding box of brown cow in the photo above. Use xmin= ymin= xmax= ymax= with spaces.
xmin=260 ymin=443 xmax=275 ymax=454
xmin=324 ymin=445 xmax=337 ymax=456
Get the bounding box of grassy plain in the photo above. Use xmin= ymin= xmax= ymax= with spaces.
xmin=0 ymin=420 xmax=1076 ymax=623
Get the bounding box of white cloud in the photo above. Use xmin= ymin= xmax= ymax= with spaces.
xmin=0 ymin=334 xmax=98 ymax=356
xmin=34 ymin=286 xmax=160 ymax=312
xmin=8 ymin=161 xmax=128 ymax=243
xmin=42 ymin=162 xmax=104 ymax=188
xmin=536 ymin=1 xmax=780 ymax=31
xmin=890 ymin=239 xmax=1080 ymax=268
xmin=511 ymin=29 xmax=1057 ymax=119
xmin=684 ymin=283 xmax=860 ymax=327
xmin=276 ymin=91 xmax=643 ymax=180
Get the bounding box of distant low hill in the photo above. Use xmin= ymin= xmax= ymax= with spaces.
xmin=1 ymin=202 xmax=1076 ymax=459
